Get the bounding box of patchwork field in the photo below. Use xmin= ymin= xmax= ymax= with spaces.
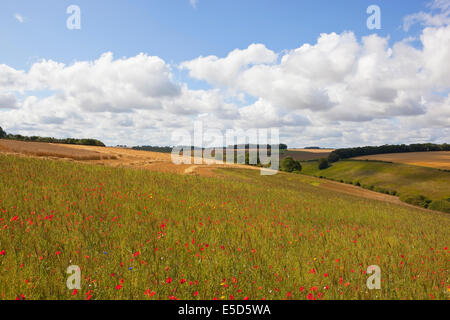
xmin=302 ymin=160 xmax=450 ymax=213
xmin=352 ymin=151 xmax=450 ymax=170
xmin=0 ymin=154 xmax=449 ymax=300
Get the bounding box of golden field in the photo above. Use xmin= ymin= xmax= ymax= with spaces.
xmin=353 ymin=151 xmax=450 ymax=170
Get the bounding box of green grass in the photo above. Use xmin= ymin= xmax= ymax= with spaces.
xmin=301 ymin=160 xmax=450 ymax=212
xmin=0 ymin=155 xmax=449 ymax=300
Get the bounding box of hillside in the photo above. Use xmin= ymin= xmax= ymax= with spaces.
xmin=301 ymin=160 xmax=450 ymax=212
xmin=352 ymin=152 xmax=450 ymax=170
xmin=0 ymin=154 xmax=448 ymax=300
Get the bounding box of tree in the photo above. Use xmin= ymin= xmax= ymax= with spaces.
xmin=280 ymin=157 xmax=302 ymax=173
xmin=0 ymin=127 xmax=6 ymax=139
xmin=328 ymin=152 xmax=340 ymax=163
xmin=318 ymin=158 xmax=329 ymax=170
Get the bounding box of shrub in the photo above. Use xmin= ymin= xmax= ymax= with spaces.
xmin=280 ymin=157 xmax=302 ymax=173
xmin=428 ymin=199 xmax=450 ymax=213
xmin=400 ymin=194 xmax=432 ymax=208
xmin=318 ymin=158 xmax=329 ymax=170
xmin=328 ymin=152 xmax=340 ymax=163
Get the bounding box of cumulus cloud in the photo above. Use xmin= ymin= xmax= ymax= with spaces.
xmin=1 ymin=13 xmax=450 ymax=147
xmin=181 ymin=30 xmax=448 ymax=123
xmin=0 ymin=93 xmax=18 ymax=109
xmin=181 ymin=44 xmax=278 ymax=87
xmin=0 ymin=52 xmax=243 ymax=145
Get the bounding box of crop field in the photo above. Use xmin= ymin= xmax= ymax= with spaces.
xmin=0 ymin=139 xmax=117 ymax=161
xmin=301 ymin=160 xmax=450 ymax=213
xmin=352 ymin=152 xmax=450 ymax=170
xmin=0 ymin=154 xmax=448 ymax=300
xmin=0 ymin=140 xmax=257 ymax=177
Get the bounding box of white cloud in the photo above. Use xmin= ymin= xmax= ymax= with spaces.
xmin=0 ymin=93 xmax=18 ymax=109
xmin=403 ymin=0 xmax=450 ymax=31
xmin=190 ymin=0 xmax=198 ymax=9
xmin=181 ymin=44 xmax=278 ymax=87
xmin=14 ymin=13 xmax=24 ymax=23
xmin=1 ymin=18 xmax=450 ymax=147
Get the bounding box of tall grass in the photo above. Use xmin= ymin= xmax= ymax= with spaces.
xmin=0 ymin=155 xmax=448 ymax=300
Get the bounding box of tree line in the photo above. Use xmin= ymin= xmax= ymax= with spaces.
xmin=132 ymin=146 xmax=174 ymax=153
xmin=229 ymin=144 xmax=288 ymax=150
xmin=0 ymin=126 xmax=105 ymax=147
xmin=328 ymin=143 xmax=450 ymax=162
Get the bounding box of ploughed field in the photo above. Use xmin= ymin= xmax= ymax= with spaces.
xmin=0 ymin=154 xmax=448 ymax=300
xmin=281 ymin=149 xmax=333 ymax=161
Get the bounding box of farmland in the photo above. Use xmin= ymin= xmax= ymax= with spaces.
xmin=0 ymin=154 xmax=448 ymax=300
xmin=0 ymin=139 xmax=116 ymax=161
xmin=352 ymin=151 xmax=450 ymax=170
xmin=281 ymin=149 xmax=333 ymax=161
xmin=301 ymin=160 xmax=450 ymax=213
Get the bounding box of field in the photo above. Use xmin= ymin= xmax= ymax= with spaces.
xmin=0 ymin=154 xmax=448 ymax=300
xmin=281 ymin=149 xmax=333 ymax=161
xmin=289 ymin=149 xmax=335 ymax=153
xmin=0 ymin=139 xmax=253 ymax=176
xmin=0 ymin=139 xmax=116 ymax=161
xmin=353 ymin=152 xmax=450 ymax=170
xmin=301 ymin=160 xmax=450 ymax=212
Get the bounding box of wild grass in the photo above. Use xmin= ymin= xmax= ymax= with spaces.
xmin=0 ymin=155 xmax=448 ymax=300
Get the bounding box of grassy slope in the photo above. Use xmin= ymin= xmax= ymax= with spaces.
xmin=0 ymin=155 xmax=449 ymax=300
xmin=302 ymin=160 xmax=450 ymax=201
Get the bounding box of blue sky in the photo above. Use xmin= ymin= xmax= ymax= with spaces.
xmin=0 ymin=0 xmax=426 ymax=69
xmin=0 ymin=0 xmax=449 ymax=147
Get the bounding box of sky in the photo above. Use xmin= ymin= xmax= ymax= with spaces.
xmin=0 ymin=0 xmax=449 ymax=147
